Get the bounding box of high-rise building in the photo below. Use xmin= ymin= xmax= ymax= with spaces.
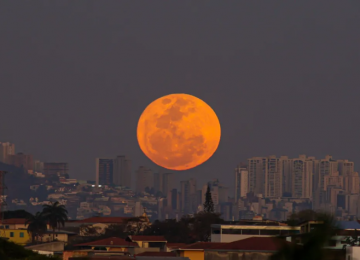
xmin=0 ymin=142 xmax=15 ymax=164
xmin=113 ymin=156 xmax=131 ymax=188
xmin=247 ymin=156 xmax=282 ymax=197
xmin=291 ymin=155 xmax=314 ymax=198
xmin=162 ymin=173 xmax=175 ymax=195
xmin=8 ymin=153 xmax=33 ymax=172
xmin=95 ymin=158 xmax=114 ymax=186
xmin=280 ymin=156 xmax=292 ymax=195
xmin=266 ymin=156 xmax=282 ymax=198
xmin=180 ymin=178 xmax=197 ymax=213
xmin=44 ymin=162 xmax=69 ymax=177
xmin=248 ymin=157 xmax=267 ymax=195
xmin=153 ymin=172 xmax=164 ymax=193
xmin=136 ymin=166 xmax=153 ymax=193
xmin=234 ymin=166 xmax=249 ymax=201
xmin=33 ymin=160 xmax=44 ymax=173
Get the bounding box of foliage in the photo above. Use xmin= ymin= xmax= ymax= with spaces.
xmin=271 ymin=212 xmax=340 ymax=260
xmin=0 ymin=238 xmax=59 ymax=260
xmin=4 ymin=209 xmax=33 ymax=219
xmin=287 ymin=209 xmax=318 ymax=226
xmin=26 ymin=212 xmax=48 ymax=243
xmin=42 ymin=201 xmax=69 ymax=240
xmin=143 ymin=212 xmax=224 ymax=243
xmin=342 ymin=229 xmax=360 ymax=249
xmin=203 ymin=185 xmax=214 ymax=213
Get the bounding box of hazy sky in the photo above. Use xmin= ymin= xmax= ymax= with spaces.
xmin=1 ymin=1 xmax=360 ymax=190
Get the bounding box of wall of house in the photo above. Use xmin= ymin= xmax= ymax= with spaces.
xmin=179 ymin=250 xmax=204 ymax=260
xmin=0 ymin=229 xmax=30 ymax=245
xmin=205 ymin=251 xmax=272 ymax=260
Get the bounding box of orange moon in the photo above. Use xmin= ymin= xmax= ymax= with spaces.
xmin=137 ymin=93 xmax=221 ymax=171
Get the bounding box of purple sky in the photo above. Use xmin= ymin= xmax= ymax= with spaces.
xmin=1 ymin=1 xmax=360 ymax=190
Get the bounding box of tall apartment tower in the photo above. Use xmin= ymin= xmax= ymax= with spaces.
xmin=44 ymin=162 xmax=69 ymax=177
xmin=234 ymin=166 xmax=249 ymax=201
xmin=162 ymin=173 xmax=175 ymax=195
xmin=113 ymin=156 xmax=131 ymax=188
xmin=280 ymin=156 xmax=292 ymax=195
xmin=248 ymin=156 xmax=282 ymax=197
xmin=248 ymin=157 xmax=267 ymax=195
xmin=153 ymin=172 xmax=164 ymax=193
xmin=291 ymin=155 xmax=314 ymax=198
xmin=95 ymin=158 xmax=114 ymax=186
xmin=0 ymin=142 xmax=15 ymax=164
xmin=180 ymin=178 xmax=197 ymax=213
xmin=136 ymin=166 xmax=153 ymax=193
xmin=266 ymin=156 xmax=282 ymax=198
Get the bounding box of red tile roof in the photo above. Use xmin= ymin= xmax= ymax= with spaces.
xmin=0 ymin=218 xmax=27 ymax=224
xmin=73 ymin=217 xmax=132 ymax=224
xmin=166 ymin=243 xmax=187 ymax=249
xmin=74 ymin=237 xmax=138 ymax=247
xmin=178 ymin=242 xmax=225 ymax=250
xmin=128 ymin=236 xmax=167 ymax=242
xmin=135 ymin=252 xmax=176 ymax=257
xmin=216 ymin=237 xmax=292 ymax=251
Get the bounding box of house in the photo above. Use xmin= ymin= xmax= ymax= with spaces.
xmin=0 ymin=229 xmax=30 ymax=245
xmin=127 ymin=235 xmax=167 ymax=250
xmin=175 ymin=237 xmax=296 ymax=260
xmin=74 ymin=237 xmax=138 ymax=252
xmin=0 ymin=218 xmax=51 ymax=230
xmin=211 ymin=221 xmax=300 ymax=242
xmin=175 ymin=242 xmax=224 ymax=260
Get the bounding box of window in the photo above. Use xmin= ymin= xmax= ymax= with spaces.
xmin=10 ymin=232 xmax=14 ymax=237
xmin=5 ymin=225 xmax=9 ymax=229
xmin=260 ymin=229 xmax=281 ymax=235
xmin=20 ymin=232 xmax=24 ymax=238
xmin=222 ymin=229 xmax=241 ymax=234
xmin=212 ymin=228 xmax=221 ymax=234
xmin=241 ymin=229 xmax=260 ymax=235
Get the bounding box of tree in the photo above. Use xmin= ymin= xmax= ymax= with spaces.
xmin=4 ymin=209 xmax=32 ymax=219
xmin=0 ymin=238 xmax=59 ymax=260
xmin=271 ymin=212 xmax=340 ymax=260
xmin=287 ymin=209 xmax=318 ymax=226
xmin=203 ymin=185 xmax=214 ymax=213
xmin=26 ymin=212 xmax=47 ymax=243
xmin=42 ymin=201 xmax=68 ymax=240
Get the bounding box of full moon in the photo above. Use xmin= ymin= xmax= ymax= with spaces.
xmin=137 ymin=93 xmax=221 ymax=171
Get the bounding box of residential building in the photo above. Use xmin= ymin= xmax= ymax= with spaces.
xmin=211 ymin=221 xmax=300 ymax=242
xmin=291 ymin=155 xmax=314 ymax=198
xmin=180 ymin=178 xmax=197 ymax=213
xmin=95 ymin=158 xmax=114 ymax=186
xmin=113 ymin=155 xmax=132 ymax=188
xmin=136 ymin=166 xmax=154 ymax=192
xmin=0 ymin=229 xmax=30 ymax=245
xmin=234 ymin=166 xmax=248 ymax=201
xmin=44 ymin=162 xmax=69 ymax=177
xmin=8 ymin=153 xmax=33 ymax=171
xmin=0 ymin=142 xmax=15 ymax=164
xmin=162 ymin=173 xmax=175 ymax=195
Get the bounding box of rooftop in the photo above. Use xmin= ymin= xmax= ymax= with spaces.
xmin=73 ymin=217 xmax=132 ymax=224
xmin=128 ymin=236 xmax=167 ymax=242
xmin=135 ymin=252 xmax=176 ymax=257
xmin=75 ymin=237 xmax=138 ymax=247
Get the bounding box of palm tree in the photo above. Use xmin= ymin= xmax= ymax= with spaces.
xmin=26 ymin=212 xmax=47 ymax=243
xmin=42 ymin=201 xmax=68 ymax=241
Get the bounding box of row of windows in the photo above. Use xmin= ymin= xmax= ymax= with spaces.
xmin=9 ymin=232 xmax=25 ymax=238
xmin=212 ymin=228 xmax=300 ymax=235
